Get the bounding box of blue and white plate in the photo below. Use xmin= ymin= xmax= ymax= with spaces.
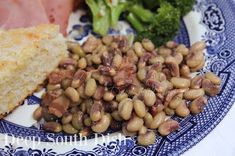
xmin=1 ymin=0 xmax=235 ymax=155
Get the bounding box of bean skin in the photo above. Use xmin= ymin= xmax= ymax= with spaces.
xmin=122 ymin=124 xmax=137 ymax=136
xmin=116 ymin=92 xmax=128 ymax=102
xmin=138 ymin=126 xmax=148 ymax=135
xmin=72 ymin=111 xmax=83 ymax=130
xmin=189 ymin=96 xmax=208 ymax=115
xmin=91 ymin=113 xmax=111 ymax=133
xmin=175 ymin=44 xmax=189 ymax=56
xmin=65 ymin=87 xmax=80 ymax=102
xmin=169 ymin=93 xmax=183 ymax=109
xmin=90 ymin=101 xmax=103 ymax=122
xmin=180 ymin=65 xmax=190 ymax=77
xmin=62 ymin=123 xmax=78 ymax=134
xmin=144 ymin=112 xmax=153 ymax=128
xmin=33 ymin=107 xmax=42 ymax=121
xmin=190 ymin=41 xmax=206 ymax=52
xmin=142 ymin=89 xmax=156 ymax=106
xmin=78 ymin=57 xmax=87 ymax=69
xmin=158 ymin=120 xmax=179 ymax=136
xmin=190 ymin=75 xmax=203 ymax=89
xmin=85 ymin=78 xmax=97 ymax=97
xmin=205 ymin=72 xmax=221 ymax=85
xmin=137 ymin=131 xmax=156 ymax=146
xmin=112 ymin=54 xmax=123 ymax=68
xmin=142 ymin=39 xmax=155 ymax=51
xmin=103 ymin=91 xmax=115 ymax=101
xmin=127 ymin=115 xmax=144 ymax=132
xmin=190 ymin=59 xmax=205 ymax=72
xmin=62 ymin=113 xmax=73 ymax=124
xmin=111 ymin=111 xmax=123 ymax=121
xmin=134 ymin=42 xmax=144 ymax=57
xmin=133 ymin=99 xmax=146 ymax=118
xmin=150 ymin=112 xmax=166 ymax=129
xmin=171 ymin=77 xmax=190 ymax=89
xmin=118 ymin=98 xmax=133 ymax=120
xmin=184 ymin=89 xmax=205 ymax=100
xmin=186 ymin=52 xmax=204 ymax=68
xmin=43 ymin=122 xmax=62 ymax=133
xmin=175 ymin=101 xmax=190 ymax=117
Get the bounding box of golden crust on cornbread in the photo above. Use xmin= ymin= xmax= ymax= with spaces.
xmin=0 ymin=24 xmax=68 ymax=118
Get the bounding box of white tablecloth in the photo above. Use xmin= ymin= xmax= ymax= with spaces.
xmin=183 ymin=104 xmax=235 ymax=156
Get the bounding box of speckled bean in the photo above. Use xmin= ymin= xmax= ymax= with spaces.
xmin=144 ymin=112 xmax=153 ymax=128
xmin=184 ymin=89 xmax=205 ymax=100
xmin=138 ymin=126 xmax=148 ymax=135
xmin=180 ymin=65 xmax=190 ymax=77
xmin=134 ymin=42 xmax=144 ymax=57
xmin=189 ymin=96 xmax=208 ymax=115
xmin=190 ymin=75 xmax=203 ymax=89
xmin=122 ymin=124 xmax=137 ymax=136
xmin=175 ymin=44 xmax=189 ymax=56
xmin=137 ymin=68 xmax=147 ymax=82
xmin=62 ymin=113 xmax=73 ymax=124
xmin=116 ymin=92 xmax=128 ymax=102
xmin=85 ymin=78 xmax=97 ymax=97
xmin=150 ymin=112 xmax=166 ymax=129
xmin=62 ymin=123 xmax=78 ymax=134
xmin=142 ymin=39 xmax=155 ymax=51
xmin=142 ymin=89 xmax=156 ymax=106
xmin=65 ymin=87 xmax=80 ymax=102
xmin=33 ymin=107 xmax=42 ymax=121
xmin=205 ymin=72 xmax=221 ymax=85
xmin=169 ymin=93 xmax=183 ymax=109
xmin=137 ymin=131 xmax=156 ymax=146
xmin=158 ymin=120 xmax=179 ymax=136
xmin=175 ymin=101 xmax=190 ymax=117
xmin=78 ymin=57 xmax=87 ymax=69
xmin=112 ymin=54 xmax=123 ymax=68
xmin=72 ymin=111 xmax=83 ymax=130
xmin=118 ymin=98 xmax=133 ymax=120
xmin=43 ymin=122 xmax=62 ymax=133
xmin=171 ymin=77 xmax=191 ymax=89
xmin=91 ymin=113 xmax=111 ymax=133
xmin=127 ymin=115 xmax=144 ymax=132
xmin=186 ymin=52 xmax=204 ymax=68
xmin=103 ymin=91 xmax=115 ymax=101
xmin=133 ymin=99 xmax=146 ymax=118
xmin=90 ymin=102 xmax=102 ymax=122
xmin=190 ymin=41 xmax=206 ymax=52
xmin=111 ymin=110 xmax=123 ymax=121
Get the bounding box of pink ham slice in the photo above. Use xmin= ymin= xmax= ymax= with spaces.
xmin=41 ymin=0 xmax=74 ymax=35
xmin=0 ymin=0 xmax=74 ymax=35
xmin=0 ymin=0 xmax=49 ymax=29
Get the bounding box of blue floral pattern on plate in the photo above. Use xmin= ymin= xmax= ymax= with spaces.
xmin=1 ymin=0 xmax=235 ymax=155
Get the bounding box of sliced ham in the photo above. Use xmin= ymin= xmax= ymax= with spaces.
xmin=0 ymin=0 xmax=49 ymax=29
xmin=41 ymin=0 xmax=74 ymax=35
xmin=0 ymin=0 xmax=75 ymax=35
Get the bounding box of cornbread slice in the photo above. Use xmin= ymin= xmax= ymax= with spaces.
xmin=0 ymin=24 xmax=68 ymax=118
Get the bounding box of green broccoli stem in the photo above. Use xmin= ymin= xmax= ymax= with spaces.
xmin=110 ymin=4 xmax=127 ymax=27
xmin=104 ymin=0 xmax=127 ymax=27
xmin=86 ymin=0 xmax=110 ymax=36
xmin=129 ymin=4 xmax=154 ymax=23
xmin=126 ymin=13 xmax=144 ymax=33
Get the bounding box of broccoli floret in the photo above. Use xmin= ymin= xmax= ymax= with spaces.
xmin=86 ymin=0 xmax=110 ymax=36
xmin=158 ymin=0 xmax=195 ymax=16
xmin=142 ymin=0 xmax=160 ymax=10
xmin=129 ymin=2 xmax=181 ymax=46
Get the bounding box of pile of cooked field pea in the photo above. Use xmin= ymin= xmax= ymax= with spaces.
xmin=33 ymin=35 xmax=221 ymax=146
